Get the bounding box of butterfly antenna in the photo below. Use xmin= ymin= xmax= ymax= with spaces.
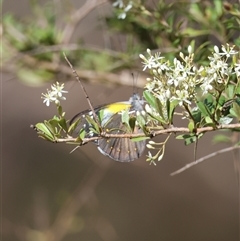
xmin=131 ymin=73 xmax=134 ymax=94
xmin=63 ymin=53 xmax=101 ymax=128
xmin=131 ymin=72 xmax=140 ymax=94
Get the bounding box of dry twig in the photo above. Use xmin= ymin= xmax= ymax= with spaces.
xmin=171 ymin=145 xmax=240 ymax=176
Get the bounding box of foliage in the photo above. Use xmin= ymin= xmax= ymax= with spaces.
xmin=3 ymin=0 xmax=240 ymax=85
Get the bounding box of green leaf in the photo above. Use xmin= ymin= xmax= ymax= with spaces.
xmin=204 ymin=95 xmax=214 ymax=112
xmin=188 ymin=120 xmax=195 ymax=132
xmin=176 ymin=134 xmax=202 ymax=145
xmin=136 ymin=114 xmax=146 ymax=128
xmin=129 ymin=116 xmax=136 ymax=132
xmin=191 ymin=108 xmax=202 ymax=123
xmin=131 ymin=136 xmax=149 ymax=142
xmin=79 ymin=129 xmax=86 ymax=140
xmin=234 ymin=85 xmax=240 ymax=98
xmin=89 ymin=127 xmax=99 ymax=135
xmin=44 ymin=120 xmax=58 ymax=135
xmin=35 ymin=123 xmax=55 ymax=141
xmin=205 ymin=116 xmax=214 ymax=124
xmin=143 ymin=90 xmax=156 ymax=108
xmin=227 ymin=84 xmax=235 ymax=98
xmin=184 ymin=135 xmax=197 ymax=145
xmin=146 ymin=111 xmax=167 ymax=125
xmin=122 ymin=109 xmax=130 ymax=125
xmin=218 ymin=95 xmax=226 ymax=107
xmin=57 ymin=105 xmax=63 ymax=116
xmin=197 ymin=101 xmax=209 ymax=117
xmin=58 ymin=118 xmax=68 ymax=133
xmin=231 ymin=102 xmax=240 ymax=120
xmin=86 ymin=116 xmax=100 ymax=133
xmin=175 ymin=134 xmax=185 ymax=140
xmin=68 ymin=119 xmax=80 ymax=133
xmin=98 ymin=109 xmax=104 ymax=123
xmin=235 ymin=95 xmax=240 ymax=106
xmin=144 ymin=90 xmax=166 ymax=122
xmin=167 ymin=99 xmax=179 ymax=124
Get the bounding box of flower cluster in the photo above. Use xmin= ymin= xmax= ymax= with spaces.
xmin=41 ymin=82 xmax=68 ymax=106
xmin=140 ymin=45 xmax=239 ymax=108
xmin=199 ymin=45 xmax=238 ymax=95
xmin=140 ymin=47 xmax=199 ymax=107
xmin=112 ymin=0 xmax=133 ymax=19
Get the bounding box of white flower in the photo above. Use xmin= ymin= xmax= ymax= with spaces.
xmin=188 ymin=45 xmax=192 ymax=54
xmin=41 ymin=82 xmax=68 ymax=106
xmin=170 ymin=89 xmax=191 ymax=106
xmin=113 ymin=1 xmax=133 ymax=19
xmin=214 ymin=45 xmax=219 ymax=54
xmin=124 ymin=1 xmax=132 ymax=12
xmin=220 ymin=44 xmax=238 ymax=58
xmin=234 ymin=63 xmax=240 ymax=77
xmin=141 ymin=56 xmax=158 ymax=71
xmin=118 ymin=12 xmax=127 ymax=19
xmin=200 ymin=77 xmax=214 ymax=95
xmin=51 ymin=82 xmax=68 ymax=98
xmin=112 ymin=0 xmax=124 ymax=8
xmin=146 ymin=144 xmax=155 ymax=149
xmin=140 ymin=50 xmax=164 ymax=71
xmin=42 ymin=90 xmax=57 ymax=106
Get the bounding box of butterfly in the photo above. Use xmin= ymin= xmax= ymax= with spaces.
xmin=70 ymin=94 xmax=146 ymax=162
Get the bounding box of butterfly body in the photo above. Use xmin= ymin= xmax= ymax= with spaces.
xmin=70 ymin=94 xmax=146 ymax=162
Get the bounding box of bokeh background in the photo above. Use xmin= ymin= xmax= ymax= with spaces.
xmin=3 ymin=1 xmax=240 ymax=241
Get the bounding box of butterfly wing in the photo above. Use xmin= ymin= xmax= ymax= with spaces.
xmin=97 ymin=111 xmax=146 ymax=162
xmin=70 ymin=95 xmax=146 ymax=161
xmin=70 ymin=102 xmax=132 ymax=138
xmin=70 ymin=105 xmax=103 ymax=138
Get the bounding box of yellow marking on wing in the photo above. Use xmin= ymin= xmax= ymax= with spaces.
xmin=107 ymin=103 xmax=131 ymax=113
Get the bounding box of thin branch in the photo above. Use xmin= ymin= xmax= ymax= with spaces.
xmin=62 ymin=0 xmax=108 ymax=44
xmin=171 ymin=145 xmax=240 ymax=176
xmin=53 ymin=124 xmax=240 ymax=145
xmin=63 ymin=52 xmax=101 ymax=127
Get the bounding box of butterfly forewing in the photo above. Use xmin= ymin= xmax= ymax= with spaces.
xmin=70 ymin=105 xmax=107 ymax=138
xmin=70 ymin=102 xmax=132 ymax=138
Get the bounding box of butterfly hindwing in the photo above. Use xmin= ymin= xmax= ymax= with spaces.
xmin=97 ymin=110 xmax=146 ymax=161
xmin=70 ymin=94 xmax=146 ymax=161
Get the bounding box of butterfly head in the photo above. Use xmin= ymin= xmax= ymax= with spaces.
xmin=129 ymin=93 xmax=145 ymax=114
